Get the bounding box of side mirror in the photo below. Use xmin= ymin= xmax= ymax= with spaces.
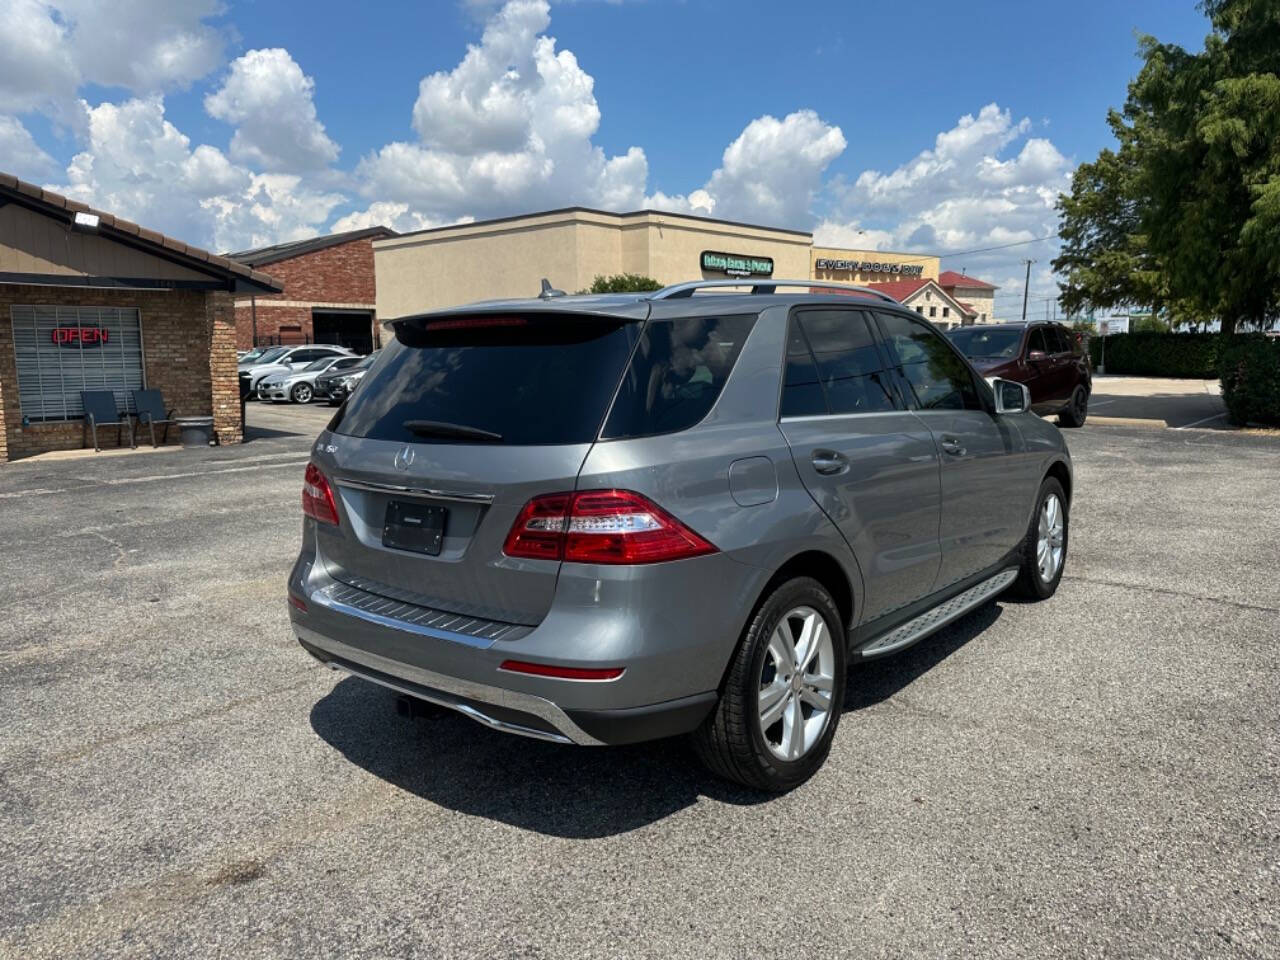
xmin=1027 ymin=349 xmax=1048 ymax=362
xmin=987 ymin=377 xmax=1030 ymax=414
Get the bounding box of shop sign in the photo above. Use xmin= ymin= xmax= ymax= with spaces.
xmin=52 ymin=326 xmax=110 ymax=347
xmin=701 ymin=250 xmax=774 ymax=278
xmin=815 ymin=258 xmax=925 ymax=278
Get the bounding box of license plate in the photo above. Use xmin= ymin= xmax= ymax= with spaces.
xmin=382 ymin=500 xmax=447 ymax=556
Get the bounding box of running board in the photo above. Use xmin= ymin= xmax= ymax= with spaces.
xmin=855 ymin=568 xmax=1018 ymax=659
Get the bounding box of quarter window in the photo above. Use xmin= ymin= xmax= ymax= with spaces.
xmin=780 ymin=322 xmax=827 ymax=417
xmin=874 ymin=311 xmax=984 ymax=411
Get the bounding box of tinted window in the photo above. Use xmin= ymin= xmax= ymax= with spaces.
xmin=791 ymin=310 xmax=898 ymax=415
xmin=331 ymin=356 xmax=363 ymax=371
xmin=780 ymin=322 xmax=826 ymax=417
xmin=332 ymin=315 xmax=639 ymax=445
xmin=1027 ymin=328 xmax=1049 ymax=356
xmin=947 ymin=327 xmax=1023 ymax=359
xmin=875 ymin=311 xmax=983 ymax=411
xmin=602 ymin=314 xmax=757 ymax=439
xmin=1048 ymin=326 xmax=1073 ymax=354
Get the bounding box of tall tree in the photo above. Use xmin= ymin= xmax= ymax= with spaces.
xmin=1055 ymin=0 xmax=1280 ymax=333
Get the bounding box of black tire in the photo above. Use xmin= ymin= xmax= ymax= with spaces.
xmin=1011 ymin=476 xmax=1068 ymax=599
xmin=291 ymin=383 xmax=313 ymax=404
xmin=1057 ymin=385 xmax=1088 ymax=427
xmin=692 ymin=577 xmax=847 ymax=792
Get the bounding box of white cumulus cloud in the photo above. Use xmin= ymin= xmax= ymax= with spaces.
xmin=205 ymin=49 xmax=340 ymax=172
xmin=356 ymin=0 xmax=648 ymax=224
xmin=0 ymin=114 xmax=58 ymax=179
xmin=0 ymin=0 xmax=225 ymax=112
xmin=49 ymin=97 xmax=342 ymax=253
xmin=816 ymin=104 xmax=1071 ymax=307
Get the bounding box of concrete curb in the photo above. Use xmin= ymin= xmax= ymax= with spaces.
xmin=1088 ymin=415 xmax=1168 ymax=429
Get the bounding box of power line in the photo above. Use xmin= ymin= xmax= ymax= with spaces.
xmin=937 ymin=235 xmax=1058 ymax=260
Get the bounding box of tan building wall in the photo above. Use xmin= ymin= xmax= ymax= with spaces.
xmin=952 ymin=288 xmax=995 ymax=323
xmin=809 ymin=246 xmax=940 ymax=286
xmin=0 ymin=203 xmax=215 ymax=284
xmin=374 ymin=208 xmax=813 ymax=318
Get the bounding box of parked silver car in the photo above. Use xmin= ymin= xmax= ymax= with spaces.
xmin=289 ymin=280 xmax=1072 ymax=791
xmin=258 ymin=355 xmax=365 ymax=403
xmin=239 ymin=345 xmax=355 ymax=399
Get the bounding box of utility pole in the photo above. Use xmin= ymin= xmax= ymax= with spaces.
xmin=1020 ymin=259 xmax=1035 ymax=321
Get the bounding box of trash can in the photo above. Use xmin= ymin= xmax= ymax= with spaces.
xmin=175 ymin=415 xmax=216 ymax=448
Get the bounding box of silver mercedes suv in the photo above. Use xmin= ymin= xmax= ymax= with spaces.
xmin=289 ymin=279 xmax=1072 ymax=791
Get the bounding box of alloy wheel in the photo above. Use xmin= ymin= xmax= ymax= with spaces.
xmin=757 ymin=606 xmax=836 ymax=761
xmin=1036 ymin=493 xmax=1065 ymax=582
xmin=293 ymin=384 xmax=312 ymax=403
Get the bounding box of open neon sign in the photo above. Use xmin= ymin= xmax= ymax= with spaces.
xmin=52 ymin=326 xmax=109 ymax=347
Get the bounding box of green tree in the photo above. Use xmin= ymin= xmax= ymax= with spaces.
xmin=583 ymin=273 xmax=663 ymax=294
xmin=1054 ymin=0 xmax=1280 ymax=333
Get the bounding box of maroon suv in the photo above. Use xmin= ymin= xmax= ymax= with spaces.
xmin=946 ymin=321 xmax=1091 ymax=427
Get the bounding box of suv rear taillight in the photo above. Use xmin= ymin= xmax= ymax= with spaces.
xmin=503 ymin=489 xmax=716 ymax=564
xmin=302 ymin=463 xmax=339 ymax=526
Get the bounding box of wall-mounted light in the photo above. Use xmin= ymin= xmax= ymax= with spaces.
xmin=72 ymin=212 xmax=100 ymax=232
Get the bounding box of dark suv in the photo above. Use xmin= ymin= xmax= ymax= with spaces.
xmin=946 ymin=322 xmax=1091 ymax=427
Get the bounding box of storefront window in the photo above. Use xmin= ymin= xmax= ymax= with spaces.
xmin=10 ymin=305 xmax=145 ymax=421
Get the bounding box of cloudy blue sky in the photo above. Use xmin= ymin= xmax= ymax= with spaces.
xmin=1 ymin=0 xmax=1209 ymax=307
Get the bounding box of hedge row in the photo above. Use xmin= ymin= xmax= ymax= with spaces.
xmin=1087 ymin=332 xmax=1222 ymax=378
xmin=1219 ymin=335 xmax=1280 ymax=426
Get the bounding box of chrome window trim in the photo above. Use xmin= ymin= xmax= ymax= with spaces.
xmin=334 ymin=477 xmax=494 ymax=504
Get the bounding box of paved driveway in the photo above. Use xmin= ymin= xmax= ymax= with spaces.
xmin=1088 ymin=376 xmax=1229 ymax=429
xmin=1 ymin=416 xmax=1277 ymax=958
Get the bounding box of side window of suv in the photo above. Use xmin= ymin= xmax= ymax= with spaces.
xmin=780 ymin=322 xmax=827 ymax=417
xmin=1048 ymin=326 xmax=1073 ymax=355
xmin=782 ymin=310 xmax=899 ymax=416
xmin=874 ymin=311 xmax=983 ymax=411
xmin=1027 ymin=328 xmax=1049 ymax=357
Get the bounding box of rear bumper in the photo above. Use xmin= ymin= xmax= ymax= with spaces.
xmin=287 ymin=543 xmax=755 ymax=746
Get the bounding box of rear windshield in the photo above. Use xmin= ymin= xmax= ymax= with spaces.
xmin=330 ymin=315 xmax=639 ymax=445
xmin=946 ymin=327 xmax=1023 ymax=359
xmin=602 ymin=314 xmax=757 ymax=439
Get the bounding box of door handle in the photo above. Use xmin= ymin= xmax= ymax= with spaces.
xmin=940 ymin=436 xmax=966 ymax=457
xmin=811 ymin=449 xmax=849 ymax=475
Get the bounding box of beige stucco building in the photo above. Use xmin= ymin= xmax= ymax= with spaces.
xmin=373 ymin=207 xmax=955 ymax=319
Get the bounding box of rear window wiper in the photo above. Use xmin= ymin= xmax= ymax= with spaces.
xmin=402 ymin=419 xmax=503 ymax=442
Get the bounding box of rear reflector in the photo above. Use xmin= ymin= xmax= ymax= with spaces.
xmin=302 ymin=462 xmax=340 ymax=526
xmin=502 ymin=489 xmax=716 ymax=564
xmin=287 ymin=594 xmax=307 ymax=612
xmin=499 ymin=659 xmax=624 ymax=681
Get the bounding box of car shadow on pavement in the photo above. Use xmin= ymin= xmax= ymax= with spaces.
xmin=308 ymin=601 xmax=1005 ymax=838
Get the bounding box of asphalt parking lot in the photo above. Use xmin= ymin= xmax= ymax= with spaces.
xmin=2 ymin=407 xmax=1277 ymax=959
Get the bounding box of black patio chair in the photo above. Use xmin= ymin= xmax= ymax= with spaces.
xmin=131 ymin=389 xmax=177 ymax=448
xmin=80 ymin=391 xmax=134 ymax=452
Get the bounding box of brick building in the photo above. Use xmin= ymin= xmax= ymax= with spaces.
xmin=0 ymin=172 xmax=280 ymax=462
xmin=226 ymin=227 xmax=394 ymax=354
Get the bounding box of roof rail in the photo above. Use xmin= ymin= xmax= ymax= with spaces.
xmin=648 ymin=278 xmax=901 ymax=303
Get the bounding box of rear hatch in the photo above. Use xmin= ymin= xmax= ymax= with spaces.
xmin=317 ymin=306 xmax=646 ymax=626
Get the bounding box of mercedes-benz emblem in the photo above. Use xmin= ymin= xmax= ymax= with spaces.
xmin=393 ymin=445 xmax=415 ymax=471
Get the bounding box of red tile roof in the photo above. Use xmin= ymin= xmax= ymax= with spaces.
xmin=938 ymin=270 xmax=996 ymax=290
xmin=866 ymin=278 xmax=931 ymax=302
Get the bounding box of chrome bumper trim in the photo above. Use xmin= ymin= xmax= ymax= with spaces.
xmin=309 ymin=582 xmax=500 ymax=650
xmin=294 ymin=624 xmax=604 ymax=746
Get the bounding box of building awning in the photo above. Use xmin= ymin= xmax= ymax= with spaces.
xmin=0 ymin=172 xmax=282 ymax=294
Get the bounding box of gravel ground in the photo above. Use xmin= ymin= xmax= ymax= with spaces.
xmin=1 ymin=416 xmax=1277 ymax=959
